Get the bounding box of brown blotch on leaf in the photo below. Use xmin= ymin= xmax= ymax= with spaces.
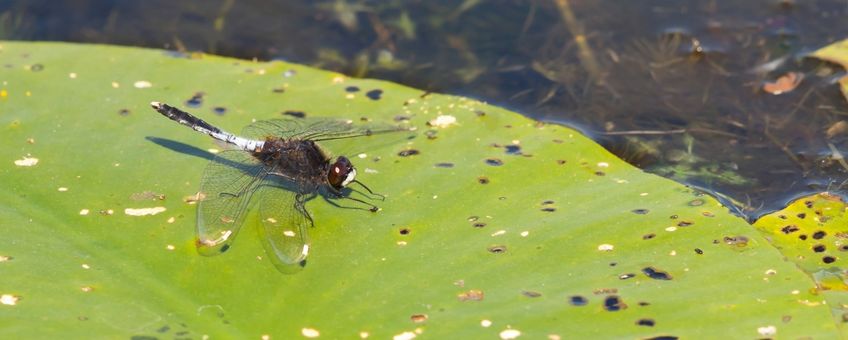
xmin=723 ymin=236 xmax=749 ymax=247
xmin=457 ymin=289 xmax=484 ymax=302
xmin=410 ymin=314 xmax=428 ymax=323
xmin=488 ymin=245 xmax=507 ymax=254
xmin=521 ymin=290 xmax=542 ymax=298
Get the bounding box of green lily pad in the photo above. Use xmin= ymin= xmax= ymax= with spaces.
xmin=753 ymin=192 xmax=848 ymax=333
xmin=0 ymin=41 xmax=839 ymax=338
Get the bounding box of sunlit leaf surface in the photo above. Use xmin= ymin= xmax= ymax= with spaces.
xmin=0 ymin=41 xmax=838 ymax=338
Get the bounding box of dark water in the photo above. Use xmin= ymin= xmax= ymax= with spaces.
xmin=3 ymin=0 xmax=847 ymax=219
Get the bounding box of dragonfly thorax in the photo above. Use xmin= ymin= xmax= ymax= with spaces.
xmin=255 ymin=138 xmax=333 ymax=185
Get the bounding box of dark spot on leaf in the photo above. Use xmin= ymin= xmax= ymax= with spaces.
xmin=695 ymin=248 xmax=703 ymax=254
xmin=541 ymin=207 xmax=556 ymax=212
xmin=485 ymin=158 xmax=504 ymax=166
xmin=272 ymin=87 xmax=285 ymax=93
xmin=609 ymin=262 xmax=617 ymax=267
xmin=212 ymin=107 xmax=227 ymax=115
xmin=813 ymin=231 xmax=827 ymax=239
xmin=521 ymin=290 xmax=541 ymax=298
xmin=778 ymin=214 xmax=787 ymax=219
xmin=636 ymin=319 xmax=655 ymax=327
xmin=505 ymin=145 xmax=521 ymax=155
xmin=645 ymin=337 xmax=678 ymax=340
xmin=594 ymin=171 xmax=606 ymax=176
xmin=398 ymin=149 xmax=420 ymax=157
xmin=283 ymin=110 xmax=306 ymax=118
xmin=399 ymin=228 xmax=410 ymax=235
xmin=619 ymin=273 xmax=636 ymax=280
xmin=365 ymin=89 xmax=383 ymax=100
xmin=723 ymin=236 xmax=749 ymax=247
xmin=394 ymin=115 xmax=411 ymax=122
xmin=488 ymin=245 xmax=507 ymax=253
xmin=603 ymin=295 xmax=626 ymax=311
xmin=643 ymin=233 xmax=656 ymax=240
xmin=669 ymin=215 xmax=678 ymax=219
xmin=688 ymin=199 xmax=705 ymax=206
xmin=642 ymin=267 xmax=673 ymax=280
xmin=840 ymin=245 xmax=848 ymax=252
xmin=220 ymin=244 xmax=230 ymax=253
xmin=345 ymin=86 xmax=360 ymax=92
xmin=638 ymin=301 xmax=650 ymax=306
xmin=419 ymin=91 xmax=432 ymax=99
xmin=185 ymin=92 xmax=204 ymax=108
xmin=477 ymin=176 xmax=489 ymax=184
xmin=410 ymin=314 xmax=427 ymax=323
xmin=813 ymin=244 xmax=826 ymax=253
xmin=797 ymin=213 xmax=806 ymax=219
xmin=781 ymin=225 xmax=800 ymax=234
xmin=805 ymin=200 xmax=814 ymax=208
xmin=677 ymin=221 xmax=694 ymax=227
xmin=632 ymin=209 xmax=650 ymax=214
xmin=157 ymin=325 xmax=170 ymax=333
xmin=556 ymin=159 xmax=567 ymax=165
xmin=569 ymin=295 xmax=588 ymax=306
xmin=473 ymin=222 xmax=486 ymax=228
xmin=823 ymin=256 xmax=837 ymax=264
xmin=434 ymin=162 xmax=454 ymax=168
xmin=118 ymin=109 xmax=131 ymax=116
xmin=30 ymin=63 xmax=44 ymax=72
xmin=799 ymin=234 xmax=808 ymax=240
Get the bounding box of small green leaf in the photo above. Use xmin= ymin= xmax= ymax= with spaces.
xmin=754 ymin=192 xmax=848 ymax=334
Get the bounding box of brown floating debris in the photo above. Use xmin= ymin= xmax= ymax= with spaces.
xmin=763 ymin=71 xmax=803 ymax=95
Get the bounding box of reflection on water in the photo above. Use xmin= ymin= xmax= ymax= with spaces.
xmin=2 ymin=0 xmax=846 ymax=218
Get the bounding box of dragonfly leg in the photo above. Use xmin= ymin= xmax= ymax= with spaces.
xmin=351 ymin=180 xmax=386 ymax=201
xmin=295 ymin=193 xmax=315 ymax=227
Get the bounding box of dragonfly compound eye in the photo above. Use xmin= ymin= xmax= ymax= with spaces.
xmin=328 ymin=156 xmax=356 ymax=190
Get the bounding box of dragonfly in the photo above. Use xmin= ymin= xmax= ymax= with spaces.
xmin=150 ymin=102 xmax=406 ymax=273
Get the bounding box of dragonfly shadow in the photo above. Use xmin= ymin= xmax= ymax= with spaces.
xmin=145 ymin=136 xmax=216 ymax=161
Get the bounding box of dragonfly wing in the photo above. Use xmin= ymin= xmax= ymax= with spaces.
xmin=242 ymin=117 xmax=407 ymax=141
xmin=257 ymin=176 xmax=313 ymax=273
xmin=195 ymin=150 xmax=267 ymax=256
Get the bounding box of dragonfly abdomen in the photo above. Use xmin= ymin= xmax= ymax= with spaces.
xmin=151 ymin=102 xmax=265 ymax=152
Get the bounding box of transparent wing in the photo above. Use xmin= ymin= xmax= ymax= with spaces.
xmin=241 ymin=117 xmax=408 ymax=142
xmin=257 ymin=176 xmax=313 ymax=274
xmin=195 ymin=150 xmax=268 ymax=256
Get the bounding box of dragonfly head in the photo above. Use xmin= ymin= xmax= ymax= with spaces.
xmin=328 ymin=156 xmax=357 ymax=190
